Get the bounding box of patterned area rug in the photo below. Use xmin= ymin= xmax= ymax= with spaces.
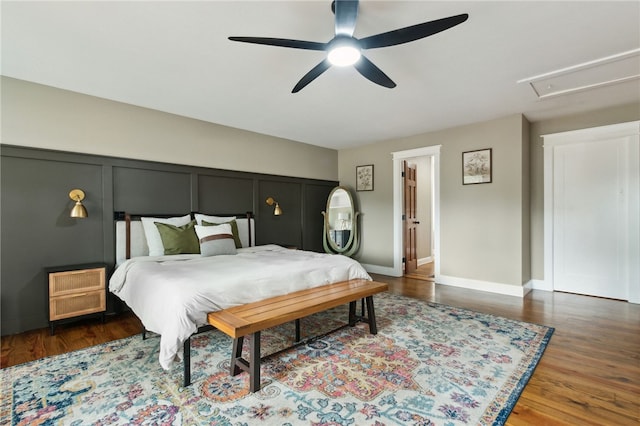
xmin=1 ymin=292 xmax=553 ymax=425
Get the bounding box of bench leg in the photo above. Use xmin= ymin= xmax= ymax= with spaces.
xmin=295 ymin=319 xmax=301 ymax=342
xmin=348 ymin=301 xmax=357 ymax=326
xmin=231 ymin=336 xmax=244 ymax=376
xmin=365 ymin=296 xmax=378 ymax=335
xmin=249 ymin=331 xmax=261 ymax=393
xmin=230 ymin=333 xmax=261 ymax=392
xmin=183 ymin=336 xmax=191 ymax=387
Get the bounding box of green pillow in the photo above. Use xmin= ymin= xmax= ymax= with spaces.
xmin=154 ymin=221 xmax=200 ymax=255
xmin=202 ymin=219 xmax=242 ymax=248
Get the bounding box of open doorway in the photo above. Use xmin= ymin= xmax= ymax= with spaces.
xmin=392 ymin=146 xmax=441 ymax=280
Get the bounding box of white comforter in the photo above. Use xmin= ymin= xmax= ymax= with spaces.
xmin=109 ymin=245 xmax=372 ymax=369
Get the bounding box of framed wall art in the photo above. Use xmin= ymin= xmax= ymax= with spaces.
xmin=356 ymin=164 xmax=374 ymax=191
xmin=462 ymin=148 xmax=492 ymax=185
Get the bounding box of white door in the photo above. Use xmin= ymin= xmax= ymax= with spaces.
xmin=545 ymin=122 xmax=639 ymax=302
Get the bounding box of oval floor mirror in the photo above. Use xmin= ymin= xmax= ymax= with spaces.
xmin=322 ymin=186 xmax=360 ymax=256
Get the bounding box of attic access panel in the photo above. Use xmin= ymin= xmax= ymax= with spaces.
xmin=519 ymin=48 xmax=640 ymax=99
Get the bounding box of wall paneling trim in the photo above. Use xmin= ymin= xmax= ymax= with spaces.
xmin=0 ymin=145 xmax=337 ymax=335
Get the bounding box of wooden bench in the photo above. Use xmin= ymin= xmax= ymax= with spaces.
xmin=206 ymin=279 xmax=388 ymax=393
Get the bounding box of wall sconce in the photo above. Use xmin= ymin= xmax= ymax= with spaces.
xmin=69 ymin=189 xmax=88 ymax=218
xmin=265 ymin=196 xmax=282 ymax=216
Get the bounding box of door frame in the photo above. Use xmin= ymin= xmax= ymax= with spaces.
xmin=392 ymin=145 xmax=441 ymax=278
xmin=543 ymin=121 xmax=639 ymax=303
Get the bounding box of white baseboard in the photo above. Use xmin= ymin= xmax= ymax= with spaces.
xmin=530 ymin=279 xmax=552 ymax=291
xmin=438 ymin=274 xmax=531 ymax=298
xmin=361 ymin=263 xmax=401 ymax=277
xmin=361 ymin=266 xmax=539 ymax=298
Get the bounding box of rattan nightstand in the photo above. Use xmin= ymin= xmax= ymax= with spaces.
xmin=46 ymin=263 xmax=107 ymax=335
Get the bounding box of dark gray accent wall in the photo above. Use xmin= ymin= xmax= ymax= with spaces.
xmin=1 ymin=155 xmax=105 ymax=334
xmin=113 ymin=167 xmax=192 ymax=214
xmin=257 ymin=180 xmax=303 ymax=248
xmin=198 ymin=175 xmax=255 ymax=215
xmin=0 ymin=145 xmax=337 ymax=335
xmin=304 ymin=184 xmax=334 ymax=253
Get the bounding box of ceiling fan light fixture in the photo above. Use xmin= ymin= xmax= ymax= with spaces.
xmin=327 ymin=37 xmax=361 ymax=66
xmin=328 ymin=45 xmax=361 ymax=66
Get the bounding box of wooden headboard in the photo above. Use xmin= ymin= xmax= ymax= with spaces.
xmin=114 ymin=212 xmax=255 ymax=265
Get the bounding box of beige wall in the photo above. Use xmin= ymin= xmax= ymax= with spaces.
xmin=1 ymin=77 xmax=338 ymax=181
xmin=529 ymin=102 xmax=640 ymax=280
xmin=440 ymin=115 xmax=528 ymax=286
xmin=339 ymin=103 xmax=640 ymax=287
xmin=338 ymin=142 xmax=396 ymax=266
xmin=339 ymin=114 xmax=530 ymax=287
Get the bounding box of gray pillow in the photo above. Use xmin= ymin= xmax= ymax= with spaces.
xmin=195 ymin=224 xmax=237 ymax=256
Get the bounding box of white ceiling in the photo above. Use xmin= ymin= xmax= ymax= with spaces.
xmin=2 ymin=1 xmax=639 ymax=150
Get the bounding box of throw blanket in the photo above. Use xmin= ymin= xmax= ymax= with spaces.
xmin=110 ymin=245 xmax=371 ymax=369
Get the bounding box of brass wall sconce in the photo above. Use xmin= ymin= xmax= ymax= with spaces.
xmin=69 ymin=189 xmax=88 ymax=218
xmin=265 ymin=196 xmax=282 ymax=216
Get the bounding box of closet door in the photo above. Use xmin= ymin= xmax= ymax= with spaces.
xmin=544 ymin=121 xmax=639 ymax=302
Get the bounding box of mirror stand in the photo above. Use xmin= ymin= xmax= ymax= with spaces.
xmin=322 ymin=186 xmax=360 ymax=256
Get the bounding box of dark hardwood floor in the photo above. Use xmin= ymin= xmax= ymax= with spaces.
xmin=2 ymin=274 xmax=639 ymax=425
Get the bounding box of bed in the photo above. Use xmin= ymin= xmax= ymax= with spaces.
xmin=109 ymin=212 xmax=373 ymax=378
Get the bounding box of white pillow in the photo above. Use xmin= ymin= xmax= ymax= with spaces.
xmin=194 ymin=213 xmax=236 ymax=226
xmin=141 ymin=214 xmax=192 ymax=256
xmin=195 ymin=213 xmax=254 ymax=247
xmin=195 ymin=224 xmax=237 ymax=256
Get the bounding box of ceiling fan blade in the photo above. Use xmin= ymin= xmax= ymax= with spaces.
xmin=229 ymin=36 xmax=326 ymax=51
xmin=354 ymin=56 xmax=396 ymax=88
xmin=359 ymin=14 xmax=469 ymax=49
xmin=292 ymin=59 xmax=332 ymax=93
xmin=334 ymin=0 xmax=359 ymax=36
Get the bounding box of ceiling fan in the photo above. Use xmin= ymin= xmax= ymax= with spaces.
xmin=229 ymin=0 xmax=468 ymax=93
